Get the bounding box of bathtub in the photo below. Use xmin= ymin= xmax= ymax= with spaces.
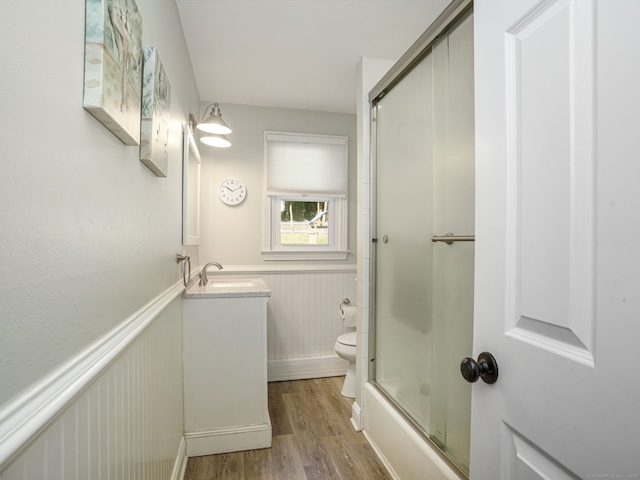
xmin=363 ymin=383 xmax=463 ymax=480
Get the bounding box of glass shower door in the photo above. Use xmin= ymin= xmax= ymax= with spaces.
xmin=372 ymin=9 xmax=474 ymax=475
xmin=428 ymin=10 xmax=475 ymax=473
xmin=373 ymin=55 xmax=434 ymax=431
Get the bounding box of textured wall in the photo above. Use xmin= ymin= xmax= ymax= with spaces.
xmin=197 ymin=103 xmax=357 ymax=266
xmin=0 ymin=0 xmax=199 ymax=407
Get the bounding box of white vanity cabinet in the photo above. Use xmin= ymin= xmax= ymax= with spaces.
xmin=182 ymin=277 xmax=271 ymax=456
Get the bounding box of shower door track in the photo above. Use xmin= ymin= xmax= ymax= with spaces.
xmin=368 ymin=0 xmax=473 ymax=105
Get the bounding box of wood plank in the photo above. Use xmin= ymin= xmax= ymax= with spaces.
xmin=321 ymin=435 xmax=367 ymax=480
xmin=346 ymin=442 xmax=394 ymax=480
xmin=183 ymin=377 xmax=393 ymax=480
xmin=183 ymin=455 xmax=215 ymax=480
xmin=243 ymin=447 xmax=273 ymax=480
xmin=269 ymin=434 xmax=307 ymax=480
xmin=267 ymin=381 xmax=293 ymax=436
xmin=312 ymin=378 xmax=365 ymax=443
xmin=210 ymin=452 xmax=244 ymax=480
xmin=281 ymin=391 xmax=335 ymax=469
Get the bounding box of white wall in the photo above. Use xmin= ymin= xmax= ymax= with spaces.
xmin=0 ymin=0 xmax=199 ymax=407
xmin=197 ymin=103 xmax=357 ymax=266
xmin=0 ymin=0 xmax=198 ymax=476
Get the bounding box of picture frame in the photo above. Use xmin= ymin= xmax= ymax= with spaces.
xmin=83 ymin=0 xmax=143 ymax=146
xmin=140 ymin=46 xmax=171 ymax=177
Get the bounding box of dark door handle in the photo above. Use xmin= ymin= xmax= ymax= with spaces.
xmin=460 ymin=352 xmax=498 ymax=384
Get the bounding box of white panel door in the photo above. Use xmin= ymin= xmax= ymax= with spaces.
xmin=473 ymin=0 xmax=640 ymax=478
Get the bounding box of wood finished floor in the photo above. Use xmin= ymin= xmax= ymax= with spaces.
xmin=183 ymin=376 xmax=392 ymax=480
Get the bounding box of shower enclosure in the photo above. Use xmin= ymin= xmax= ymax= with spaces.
xmin=370 ymin=4 xmax=474 ymax=476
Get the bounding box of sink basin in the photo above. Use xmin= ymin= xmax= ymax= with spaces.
xmin=184 ymin=276 xmax=270 ymax=299
xmin=211 ymin=281 xmax=254 ymax=288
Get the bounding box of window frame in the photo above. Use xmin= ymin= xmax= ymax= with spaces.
xmin=262 ymin=132 xmax=349 ymax=261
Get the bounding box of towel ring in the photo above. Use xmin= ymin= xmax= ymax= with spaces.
xmin=176 ymin=254 xmax=191 ymax=288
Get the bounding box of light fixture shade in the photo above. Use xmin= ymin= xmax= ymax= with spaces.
xmin=196 ymin=103 xmax=232 ymax=135
xmin=200 ymin=134 xmax=231 ymax=148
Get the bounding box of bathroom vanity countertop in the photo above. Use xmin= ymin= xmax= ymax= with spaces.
xmin=183 ymin=276 xmax=271 ymax=299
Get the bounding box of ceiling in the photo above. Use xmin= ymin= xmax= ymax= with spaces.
xmin=176 ymin=0 xmax=451 ymax=114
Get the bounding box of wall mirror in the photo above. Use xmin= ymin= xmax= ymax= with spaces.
xmin=182 ymin=123 xmax=201 ymax=245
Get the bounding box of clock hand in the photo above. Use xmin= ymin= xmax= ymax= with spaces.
xmin=224 ymin=185 xmax=233 ymax=192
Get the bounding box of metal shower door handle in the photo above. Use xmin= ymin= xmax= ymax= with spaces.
xmin=431 ymin=233 xmax=475 ymax=245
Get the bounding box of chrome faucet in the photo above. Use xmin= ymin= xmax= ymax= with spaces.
xmin=199 ymin=262 xmax=223 ymax=285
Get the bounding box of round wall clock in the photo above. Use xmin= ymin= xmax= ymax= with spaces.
xmin=218 ymin=177 xmax=247 ymax=205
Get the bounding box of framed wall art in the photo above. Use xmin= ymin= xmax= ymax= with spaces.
xmin=83 ymin=0 xmax=143 ymax=146
xmin=140 ymin=46 xmax=171 ymax=177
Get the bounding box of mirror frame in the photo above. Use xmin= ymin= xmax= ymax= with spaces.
xmin=182 ymin=123 xmax=201 ymax=245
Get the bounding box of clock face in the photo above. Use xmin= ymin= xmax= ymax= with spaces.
xmin=219 ymin=177 xmax=247 ymax=205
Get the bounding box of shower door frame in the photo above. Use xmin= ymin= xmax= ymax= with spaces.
xmin=367 ymin=0 xmax=473 ymax=477
xmin=368 ymin=0 xmax=473 ymax=383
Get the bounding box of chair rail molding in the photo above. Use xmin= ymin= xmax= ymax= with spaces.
xmin=0 ymin=280 xmax=185 ymax=475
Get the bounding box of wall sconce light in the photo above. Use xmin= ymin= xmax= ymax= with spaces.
xmin=200 ymin=134 xmax=231 ymax=148
xmin=189 ymin=103 xmax=232 ymax=148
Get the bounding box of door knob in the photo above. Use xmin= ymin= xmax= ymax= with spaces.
xmin=460 ymin=352 xmax=498 ymax=384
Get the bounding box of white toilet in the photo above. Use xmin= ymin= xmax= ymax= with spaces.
xmin=334 ymin=331 xmax=357 ymax=398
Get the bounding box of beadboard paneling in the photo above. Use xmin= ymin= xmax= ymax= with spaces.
xmin=0 ymin=294 xmax=185 ymax=480
xmin=259 ymin=269 xmax=357 ymax=361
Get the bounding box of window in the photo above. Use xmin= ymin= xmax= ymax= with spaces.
xmin=263 ymin=132 xmax=348 ymax=260
xmin=280 ymin=199 xmax=330 ymax=245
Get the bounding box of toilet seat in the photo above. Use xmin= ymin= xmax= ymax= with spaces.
xmin=337 ymin=332 xmax=357 ymax=347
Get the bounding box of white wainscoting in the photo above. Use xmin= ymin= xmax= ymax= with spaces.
xmin=0 ymin=266 xmax=357 ymax=479
xmin=0 ymin=283 xmax=186 ymax=480
xmin=262 ymin=267 xmax=356 ymax=380
xmin=217 ymin=265 xmax=357 ymax=381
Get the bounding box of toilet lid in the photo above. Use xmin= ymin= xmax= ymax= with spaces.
xmin=337 ymin=332 xmax=357 ymax=346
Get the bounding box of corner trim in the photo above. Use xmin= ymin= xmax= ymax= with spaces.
xmin=0 ymin=280 xmax=185 ymax=473
xmin=351 ymin=401 xmax=363 ymax=431
xmin=171 ymin=437 xmax=188 ymax=480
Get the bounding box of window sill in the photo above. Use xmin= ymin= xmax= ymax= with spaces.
xmin=261 ymin=250 xmax=349 ymax=261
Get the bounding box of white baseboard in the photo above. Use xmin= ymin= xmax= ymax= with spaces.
xmin=267 ymin=355 xmax=348 ymax=382
xmin=171 ymin=437 xmax=188 ymax=480
xmin=185 ymin=423 xmax=272 ymax=457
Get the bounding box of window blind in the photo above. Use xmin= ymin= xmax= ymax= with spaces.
xmin=265 ymin=132 xmax=348 ymax=197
